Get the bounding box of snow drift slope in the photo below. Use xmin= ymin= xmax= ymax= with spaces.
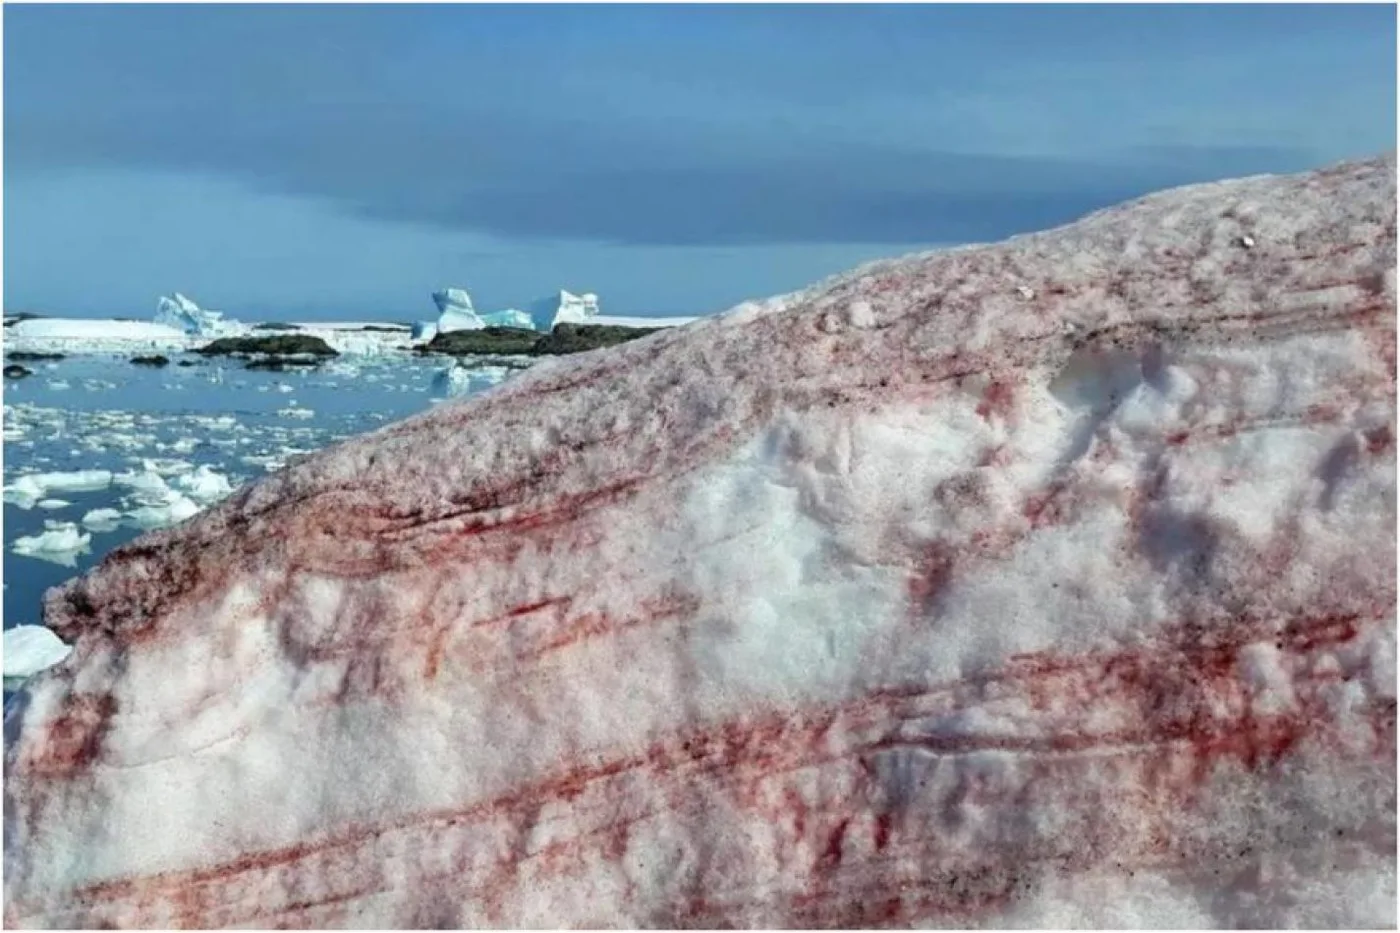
xmin=4 ymin=155 xmax=1396 ymax=928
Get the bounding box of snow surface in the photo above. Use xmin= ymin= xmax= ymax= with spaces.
xmin=5 ymin=318 xmax=190 ymax=354
xmin=5 ymin=315 xmax=416 ymax=357
xmin=3 ymin=155 xmax=1395 ymax=929
xmin=593 ymin=314 xmax=699 ymax=329
xmin=2 ymin=626 xmax=72 ymax=684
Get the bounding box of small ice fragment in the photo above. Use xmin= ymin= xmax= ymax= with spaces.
xmin=125 ymin=493 xmax=202 ymax=529
xmin=113 ymin=468 xmax=170 ymax=498
xmin=1239 ymin=234 xmax=1256 ymax=248
xmin=36 ymin=499 xmax=70 ymax=510
xmin=81 ymin=508 xmax=123 ymax=532
xmin=173 ymin=465 xmax=234 ymax=506
xmin=12 ymin=521 xmax=92 ymax=567
xmin=1016 ymin=285 xmax=1035 ymax=300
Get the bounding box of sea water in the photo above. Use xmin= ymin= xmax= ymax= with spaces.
xmin=2 ymin=352 xmax=514 ymax=670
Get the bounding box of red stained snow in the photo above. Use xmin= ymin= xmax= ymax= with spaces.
xmin=7 ymin=155 xmax=1396 ymax=928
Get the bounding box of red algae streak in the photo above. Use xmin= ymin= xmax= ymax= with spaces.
xmin=5 ymin=156 xmax=1396 ymax=929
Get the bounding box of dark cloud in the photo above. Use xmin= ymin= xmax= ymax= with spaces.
xmin=1 ymin=5 xmax=1361 ymax=246
xmin=4 ymin=105 xmax=1318 ymax=246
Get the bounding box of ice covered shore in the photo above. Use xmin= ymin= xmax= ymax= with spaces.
xmin=3 ymin=156 xmax=1395 ymax=928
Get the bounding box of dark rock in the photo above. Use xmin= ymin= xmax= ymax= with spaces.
xmin=419 ymin=324 xmax=663 ymax=358
xmin=253 ymin=322 xmax=302 ymax=332
xmin=176 ymin=360 xmax=198 ymax=367
xmin=531 ymin=323 xmax=662 ymax=356
xmin=244 ymin=356 xmax=326 ymax=372
xmin=130 ymin=355 xmax=170 ymax=367
xmin=359 ymin=324 xmax=411 ymax=333
xmin=419 ymin=327 xmax=541 ymax=357
xmin=197 ymin=335 xmax=338 ymax=358
xmin=4 ymin=364 xmax=33 ymax=379
xmin=7 ymin=351 xmax=65 ymax=361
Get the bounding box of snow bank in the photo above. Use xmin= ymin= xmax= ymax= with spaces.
xmin=594 ymin=314 xmax=699 ymax=329
xmin=5 ymin=318 xmax=190 ymax=355
xmin=4 ymin=155 xmax=1395 ymax=928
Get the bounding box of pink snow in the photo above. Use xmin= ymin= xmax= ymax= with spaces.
xmin=3 ymin=155 xmax=1395 ymax=928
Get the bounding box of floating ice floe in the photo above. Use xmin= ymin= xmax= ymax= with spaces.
xmin=11 ymin=521 xmax=91 ymax=567
xmin=3 ymin=469 xmax=113 ymax=509
xmin=80 ymin=508 xmax=123 ymax=533
xmin=124 ymin=493 xmax=201 ymax=530
xmin=113 ymin=467 xmax=173 ymax=498
xmin=172 ymin=465 xmax=234 ymax=506
xmin=2 ymin=625 xmax=72 ymax=689
xmin=278 ymin=406 xmax=315 ymax=420
xmin=35 ymin=499 xmax=70 ymax=511
xmin=432 ymin=364 xmax=513 ymax=398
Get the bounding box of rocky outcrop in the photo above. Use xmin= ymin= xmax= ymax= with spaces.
xmin=530 ymin=322 xmax=662 ymax=355
xmin=4 ymin=156 xmax=1395 ymax=929
xmin=7 ymin=352 xmax=65 ymax=361
xmin=419 ymin=326 xmax=542 ymax=356
xmin=421 ymin=323 xmax=663 ymax=358
xmin=195 ymin=334 xmax=338 ymax=358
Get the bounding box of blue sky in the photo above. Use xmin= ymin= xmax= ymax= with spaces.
xmin=5 ymin=4 xmax=1395 ymax=320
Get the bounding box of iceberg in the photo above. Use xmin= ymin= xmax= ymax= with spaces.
xmin=534 ymin=288 xmax=601 ymax=330
xmin=3 ymin=156 xmax=1396 ymax=929
xmin=431 ymin=287 xmax=486 ymax=333
xmin=431 ymin=288 xmax=539 ymax=335
xmin=154 ymin=292 xmax=238 ymax=337
xmin=479 ymin=308 xmax=535 ymax=329
xmin=2 ymin=625 xmax=72 ymax=687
